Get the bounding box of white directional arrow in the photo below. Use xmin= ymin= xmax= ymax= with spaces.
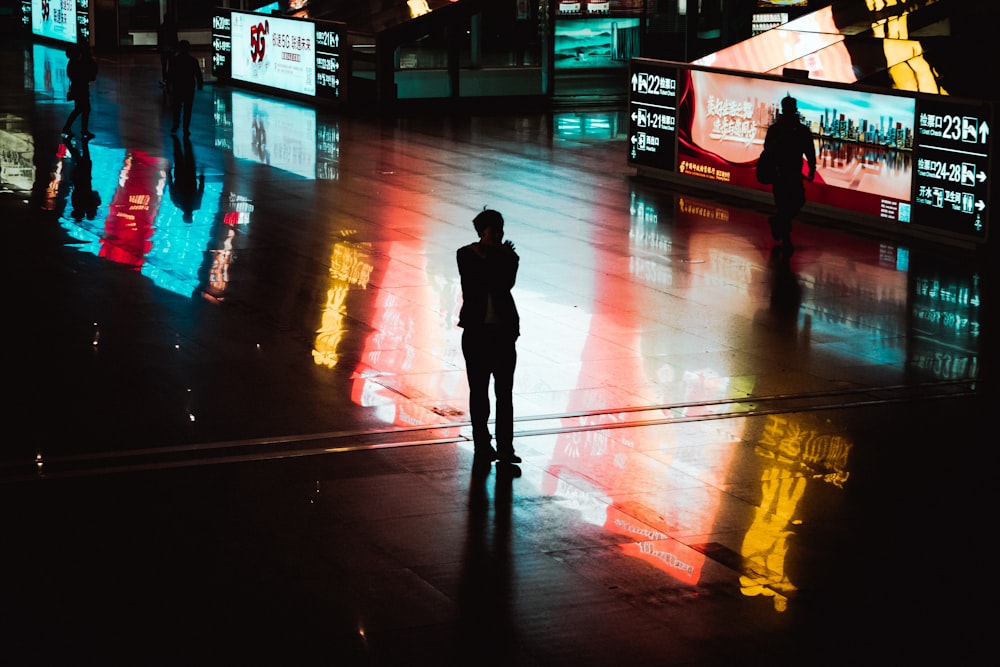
xmin=976 ymin=199 xmax=986 ymax=211
xmin=977 ymin=171 xmax=987 ymax=183
xmin=980 ymin=121 xmax=990 ymax=144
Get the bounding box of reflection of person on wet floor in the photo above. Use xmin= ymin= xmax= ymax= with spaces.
xmin=157 ymin=13 xmax=179 ymax=86
xmin=168 ymin=135 xmax=204 ymax=222
xmin=167 ymin=40 xmax=204 ymax=135
xmin=66 ymin=136 xmax=100 ymax=221
xmin=458 ymin=209 xmax=522 ymax=467
xmin=62 ymin=42 xmax=98 ymax=140
xmin=764 ymin=95 xmax=816 ymax=255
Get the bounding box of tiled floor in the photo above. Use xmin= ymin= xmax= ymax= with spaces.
xmin=1 ymin=42 xmax=995 ymax=665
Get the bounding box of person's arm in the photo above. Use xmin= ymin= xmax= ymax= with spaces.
xmin=803 ymin=126 xmax=817 ymax=181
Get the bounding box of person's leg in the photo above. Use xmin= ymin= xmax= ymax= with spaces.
xmin=462 ymin=330 xmax=495 ymax=456
xmin=493 ymin=337 xmax=518 ymax=462
xmin=171 ymin=97 xmax=181 ymax=132
xmin=80 ymin=98 xmax=92 ymax=137
xmin=63 ymin=108 xmax=79 ymax=135
xmin=182 ymin=95 xmax=194 ymax=133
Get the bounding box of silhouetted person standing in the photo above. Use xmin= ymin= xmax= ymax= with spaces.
xmin=168 ymin=134 xmax=204 ymax=222
xmin=457 ymin=209 xmax=522 ymax=467
xmin=62 ymin=42 xmax=98 ymax=140
xmin=167 ymin=40 xmax=203 ymax=135
xmin=157 ymin=13 xmax=179 ymax=87
xmin=764 ymin=95 xmax=816 ymax=255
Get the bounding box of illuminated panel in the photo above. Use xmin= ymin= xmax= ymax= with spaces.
xmin=674 ymin=68 xmax=917 ymax=224
xmin=911 ymin=98 xmax=991 ymax=241
xmin=314 ymin=21 xmax=342 ymax=101
xmin=627 ymin=60 xmax=678 ymax=171
xmin=211 ymin=10 xmax=232 ymax=82
xmin=0 ymin=121 xmax=34 ymax=193
xmin=231 ymin=10 xmax=316 ymax=97
xmin=693 ymin=25 xmax=843 ymax=74
xmin=214 ymin=10 xmax=342 ymax=103
xmin=554 ymin=17 xmax=641 ymax=70
xmin=230 ymin=91 xmax=317 ymax=179
xmin=29 ymin=0 xmax=85 ymax=44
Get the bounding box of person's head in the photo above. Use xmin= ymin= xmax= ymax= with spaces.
xmin=473 ymin=208 xmax=504 ymax=241
xmin=177 ymin=40 xmax=191 ymax=54
xmin=781 ymin=95 xmax=798 ymax=114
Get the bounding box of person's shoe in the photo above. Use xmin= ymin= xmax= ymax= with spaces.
xmin=474 ymin=447 xmax=498 ymax=463
xmin=497 ymin=452 xmax=521 ymax=465
xmin=82 ymin=131 xmax=95 ymax=140
xmin=61 ymin=129 xmax=73 ymax=138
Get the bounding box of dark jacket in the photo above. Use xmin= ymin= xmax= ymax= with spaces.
xmin=763 ymin=113 xmax=816 ymax=182
xmin=66 ymin=51 xmax=97 ymax=101
xmin=167 ymin=51 xmax=204 ymax=97
xmin=457 ymin=243 xmax=520 ymax=339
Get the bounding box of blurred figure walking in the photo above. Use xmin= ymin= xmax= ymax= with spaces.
xmin=763 ymin=95 xmax=816 ymax=256
xmin=61 ymin=42 xmax=98 ymax=140
xmin=166 ymin=40 xmax=204 ymax=135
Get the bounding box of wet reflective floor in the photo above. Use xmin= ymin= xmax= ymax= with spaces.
xmin=1 ymin=43 xmax=996 ymax=665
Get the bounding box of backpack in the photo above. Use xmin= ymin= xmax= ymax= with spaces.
xmin=755 ymin=148 xmax=776 ymax=185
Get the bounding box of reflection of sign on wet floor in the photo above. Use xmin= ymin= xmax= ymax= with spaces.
xmin=737 ymin=414 xmax=853 ymax=610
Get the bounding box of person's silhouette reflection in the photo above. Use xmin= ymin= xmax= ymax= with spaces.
xmin=168 ymin=134 xmax=204 ymax=223
xmin=454 ymin=463 xmax=520 ymax=665
xmin=767 ymin=246 xmax=803 ymax=325
xmin=66 ymin=136 xmax=100 ymax=221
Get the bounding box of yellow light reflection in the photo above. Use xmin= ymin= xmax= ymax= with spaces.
xmin=408 ymin=0 xmax=431 ymax=18
xmin=313 ymin=242 xmax=373 ymax=369
xmin=741 ymin=414 xmax=852 ymax=610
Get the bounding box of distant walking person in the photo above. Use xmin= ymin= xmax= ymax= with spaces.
xmin=62 ymin=42 xmax=98 ymax=140
xmin=167 ymin=40 xmax=204 ymax=135
xmin=157 ymin=13 xmax=179 ymax=87
xmin=763 ymin=95 xmax=816 ymax=255
xmin=457 ymin=209 xmax=522 ymax=467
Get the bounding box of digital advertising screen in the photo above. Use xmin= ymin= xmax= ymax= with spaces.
xmin=26 ymin=0 xmax=88 ymax=44
xmin=630 ymin=58 xmax=993 ymax=244
xmin=554 ymin=17 xmax=640 ymax=69
xmin=213 ymin=9 xmax=342 ymax=102
xmin=640 ymin=65 xmax=918 ymax=224
xmin=231 ymin=10 xmax=316 ymax=97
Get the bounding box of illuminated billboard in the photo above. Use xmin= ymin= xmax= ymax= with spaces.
xmin=213 ymin=9 xmax=342 ymax=102
xmin=26 ymin=0 xmax=89 ymax=44
xmin=628 ymin=59 xmax=991 ymax=244
xmin=231 ymin=11 xmax=316 ymax=97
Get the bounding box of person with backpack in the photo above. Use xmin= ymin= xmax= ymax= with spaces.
xmin=62 ymin=42 xmax=98 ymax=140
xmin=763 ymin=95 xmax=816 ymax=256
